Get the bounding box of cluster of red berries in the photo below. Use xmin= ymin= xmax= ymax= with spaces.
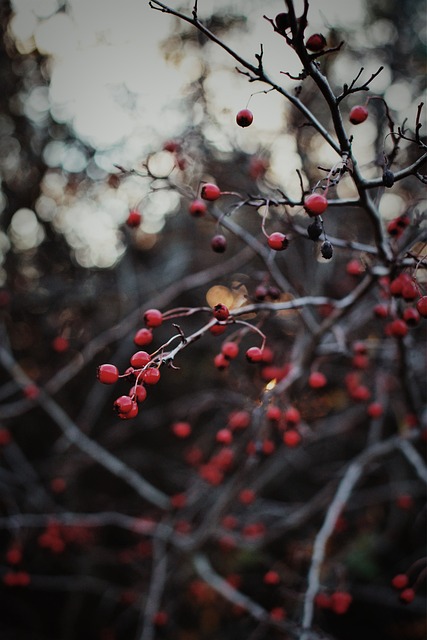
xmin=387 ymin=214 xmax=410 ymax=238
xmin=266 ymin=404 xmax=302 ymax=448
xmin=374 ymin=273 xmax=426 ymax=337
xmin=97 ymin=308 xmax=164 ymax=419
xmin=315 ymin=590 xmax=353 ymax=614
xmin=391 ymin=573 xmax=415 ymax=604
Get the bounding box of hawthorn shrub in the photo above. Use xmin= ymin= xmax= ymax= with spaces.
xmin=0 ymin=1 xmax=426 ymax=640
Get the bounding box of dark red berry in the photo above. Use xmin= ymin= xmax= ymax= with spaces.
xmin=236 ymin=108 xmax=254 ymax=127
xmin=171 ymin=421 xmax=191 ymax=438
xmin=399 ymin=588 xmax=415 ymax=604
xmin=213 ymin=304 xmax=230 ymax=321
xmin=349 ymin=105 xmax=368 ymax=124
xmin=307 ymin=218 xmax=323 ymax=240
xmin=211 ymin=234 xmax=227 ymax=253
xmin=416 ymin=296 xmax=427 ymax=317
xmin=306 ymin=33 xmax=327 ymax=52
xmin=403 ymin=307 xmax=420 ymax=326
xmin=330 ymin=591 xmax=352 ymax=614
xmin=382 ymin=169 xmax=395 ymax=187
xmin=391 ymin=574 xmax=409 ymax=590
xmin=275 ymin=12 xmax=290 ymax=33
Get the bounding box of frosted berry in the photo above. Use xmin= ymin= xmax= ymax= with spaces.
xmin=309 ymin=371 xmax=327 ymax=388
xmin=97 ymin=364 xmax=119 ymax=385
xmin=142 ymin=367 xmax=161 ymax=384
xmin=130 ymin=351 xmax=151 ymax=368
xmin=306 ymin=33 xmax=327 ymax=52
xmin=246 ymin=346 xmax=264 ymax=363
xmin=416 ymin=296 xmax=427 ymax=317
xmin=321 ymin=241 xmax=333 ymax=259
xmin=201 ymin=183 xmax=221 ymax=201
xmin=304 ymin=193 xmax=328 ymax=216
xmin=134 ymin=328 xmax=153 ymax=346
xmin=213 ymin=303 xmax=230 ymax=321
xmin=267 ymin=232 xmax=289 ymax=251
xmin=126 ymin=210 xmax=142 ymax=228
xmin=144 ymin=309 xmax=163 ymax=328
xmin=236 ymin=108 xmax=254 ymax=127
xmin=349 ymin=105 xmax=368 ymax=124
xmin=211 ymin=234 xmax=227 ymax=253
xmin=189 ymin=199 xmax=207 ymax=217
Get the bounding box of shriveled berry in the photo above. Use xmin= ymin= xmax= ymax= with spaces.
xmin=97 ymin=364 xmax=119 ymax=385
xmin=201 ymin=183 xmax=221 ymax=201
xmin=267 ymin=232 xmax=289 ymax=251
xmin=134 ymin=328 xmax=153 ymax=346
xmin=349 ymin=105 xmax=368 ymax=124
xmin=144 ymin=309 xmax=163 ymax=328
xmin=246 ymin=346 xmax=264 ymax=363
xmin=306 ymin=33 xmax=327 ymax=52
xmin=211 ymin=234 xmax=227 ymax=253
xmin=236 ymin=108 xmax=254 ymax=127
xmin=307 ymin=218 xmax=323 ymax=240
xmin=321 ymin=241 xmax=333 ymax=259
xmin=382 ymin=169 xmax=395 ymax=187
xmin=213 ymin=304 xmax=230 ymax=321
xmin=304 ymin=193 xmax=328 ymax=216
xmin=189 ymin=199 xmax=207 ymax=217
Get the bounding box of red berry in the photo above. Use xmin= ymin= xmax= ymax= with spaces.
xmin=189 ymin=199 xmax=207 ymax=217
xmin=209 ymin=323 xmax=227 ymax=336
xmin=0 ymin=428 xmax=11 ymax=446
xmin=349 ymin=105 xmax=368 ymax=124
xmin=201 ymin=183 xmax=221 ymax=201
xmin=416 ymin=296 xmax=427 ymax=317
xmin=171 ymin=421 xmax=192 ymax=438
xmin=211 ymin=234 xmax=227 ymax=253
xmin=330 ymin=591 xmax=352 ymax=614
xmin=283 ymin=430 xmax=301 ymax=447
xmin=216 ymin=429 xmax=233 ymax=444
xmin=306 ymin=33 xmax=327 ymax=51
xmin=52 ymin=336 xmax=69 ymax=352
xmin=228 ymin=410 xmax=251 ymax=430
xmin=144 ymin=309 xmax=163 ymax=328
xmin=315 ymin=593 xmax=332 ymax=609
xmin=367 ymin=402 xmax=383 ymax=418
xmin=239 ymin=488 xmax=256 ymax=504
xmin=399 ymin=588 xmax=415 ymax=604
xmin=236 ymin=108 xmax=254 ymax=127
xmin=117 ymin=401 xmax=139 ymax=420
xmin=391 ymin=574 xmax=409 ymax=590
xmin=170 ymin=493 xmax=186 ymax=509
xmin=374 ymin=304 xmax=388 ymax=319
xmin=6 ymin=546 xmax=22 ymax=565
xmin=346 ymin=259 xmax=363 ymax=276
xmin=403 ymin=307 xmax=420 ymax=326
xmin=126 ymin=210 xmax=142 ymax=228
xmin=114 ymin=395 xmax=134 ymax=414
xmin=246 ymin=346 xmax=264 ymax=363
xmin=304 ymin=193 xmax=328 ymax=216
xmin=267 ymin=232 xmax=289 ymax=251
xmin=129 ymin=384 xmax=147 ymax=403
xmin=130 ymin=351 xmax=151 ymax=368
xmin=308 ymin=371 xmax=327 ymax=388
xmin=263 ymin=570 xmax=280 ymax=585
xmin=387 ymin=219 xmax=402 ymax=237
xmin=402 ymin=281 xmax=418 ymax=301
xmin=134 ymin=328 xmax=153 ymax=346
xmin=214 ymin=353 xmax=229 ymax=370
xmin=267 ymin=406 xmax=282 ymax=422
xmin=97 ymin=364 xmax=119 ymax=385
xmin=142 ymin=367 xmax=161 ymax=384
xmin=284 ymin=406 xmax=301 ymax=425
xmin=163 ymin=140 xmax=180 ymax=153
xmin=388 ymin=319 xmax=408 ymax=338
xmin=221 ymin=341 xmax=239 ymax=360
xmin=213 ymin=303 xmax=230 ymax=321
